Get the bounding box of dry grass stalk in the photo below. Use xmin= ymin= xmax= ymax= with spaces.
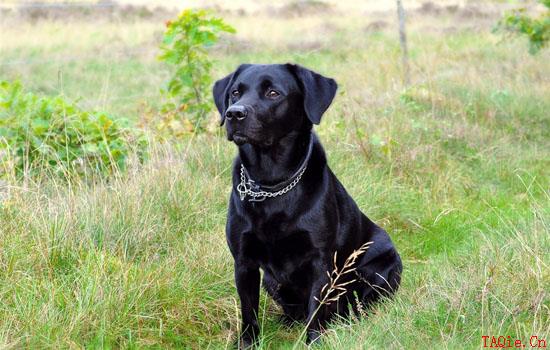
xmin=314 ymin=241 xmax=373 ymax=306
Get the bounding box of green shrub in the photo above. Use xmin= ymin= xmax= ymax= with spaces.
xmin=495 ymin=0 xmax=550 ymax=54
xmin=158 ymin=9 xmax=235 ymax=135
xmin=0 ymin=80 xmax=146 ymax=180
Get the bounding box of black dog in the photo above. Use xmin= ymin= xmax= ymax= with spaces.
xmin=213 ymin=64 xmax=402 ymax=347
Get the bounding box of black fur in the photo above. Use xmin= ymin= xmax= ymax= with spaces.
xmin=213 ymin=63 xmax=402 ymax=347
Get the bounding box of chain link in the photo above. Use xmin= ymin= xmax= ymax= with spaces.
xmin=237 ymin=164 xmax=307 ymax=202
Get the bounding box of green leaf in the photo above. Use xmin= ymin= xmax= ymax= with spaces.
xmin=31 ymin=118 xmax=50 ymax=135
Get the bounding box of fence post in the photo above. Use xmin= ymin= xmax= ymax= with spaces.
xmin=396 ymin=0 xmax=410 ymax=85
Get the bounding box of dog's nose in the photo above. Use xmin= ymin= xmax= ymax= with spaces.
xmin=225 ymin=105 xmax=247 ymax=121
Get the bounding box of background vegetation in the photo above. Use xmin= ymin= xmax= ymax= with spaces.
xmin=495 ymin=0 xmax=549 ymax=54
xmin=0 ymin=80 xmax=145 ymax=180
xmin=157 ymin=9 xmax=235 ymax=135
xmin=0 ymin=0 xmax=548 ymax=348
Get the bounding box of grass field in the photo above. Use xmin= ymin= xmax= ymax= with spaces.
xmin=0 ymin=0 xmax=549 ymax=348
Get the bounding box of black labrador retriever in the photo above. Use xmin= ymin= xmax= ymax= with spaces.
xmin=213 ymin=63 xmax=402 ymax=346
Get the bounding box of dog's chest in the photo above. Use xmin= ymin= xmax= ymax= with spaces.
xmin=255 ymin=231 xmax=316 ymax=285
xmin=236 ymin=203 xmax=320 ymax=283
xmin=241 ymin=215 xmax=317 ymax=282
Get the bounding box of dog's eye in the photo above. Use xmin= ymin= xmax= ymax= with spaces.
xmin=266 ymin=89 xmax=280 ymax=99
xmin=231 ymin=90 xmax=240 ymax=97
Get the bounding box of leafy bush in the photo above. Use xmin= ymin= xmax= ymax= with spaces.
xmin=0 ymin=80 xmax=146 ymax=180
xmin=158 ymin=9 xmax=235 ymax=135
xmin=495 ymin=0 xmax=550 ymax=54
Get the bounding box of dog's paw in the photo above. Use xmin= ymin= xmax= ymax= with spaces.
xmin=237 ymin=335 xmax=256 ymax=350
xmin=306 ymin=329 xmax=323 ymax=345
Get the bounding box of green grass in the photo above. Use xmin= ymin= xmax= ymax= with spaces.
xmin=0 ymin=1 xmax=549 ymax=349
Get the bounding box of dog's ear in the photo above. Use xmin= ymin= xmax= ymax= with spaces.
xmin=286 ymin=64 xmax=337 ymax=125
xmin=213 ymin=64 xmax=251 ymax=126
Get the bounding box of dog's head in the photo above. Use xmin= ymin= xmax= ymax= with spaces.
xmin=213 ymin=64 xmax=337 ymax=147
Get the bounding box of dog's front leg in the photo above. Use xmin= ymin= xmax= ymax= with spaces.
xmin=305 ymin=259 xmax=332 ymax=344
xmin=235 ymin=262 xmax=260 ymax=349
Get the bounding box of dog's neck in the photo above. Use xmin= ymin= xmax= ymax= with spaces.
xmin=238 ymin=131 xmax=312 ymax=186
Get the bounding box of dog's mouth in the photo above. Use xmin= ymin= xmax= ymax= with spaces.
xmin=230 ymin=132 xmax=275 ymax=148
xmin=231 ymin=132 xmax=249 ymax=146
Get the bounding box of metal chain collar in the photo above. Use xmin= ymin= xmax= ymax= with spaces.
xmin=236 ymin=163 xmax=307 ymax=202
